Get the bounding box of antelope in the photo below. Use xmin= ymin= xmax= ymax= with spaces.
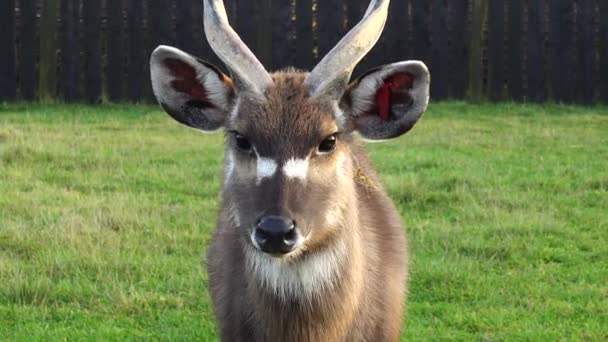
xmin=150 ymin=0 xmax=429 ymax=340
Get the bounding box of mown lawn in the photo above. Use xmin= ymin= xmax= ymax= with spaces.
xmin=0 ymin=102 xmax=606 ymax=341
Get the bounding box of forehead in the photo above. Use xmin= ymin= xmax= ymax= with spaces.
xmin=232 ymin=72 xmax=337 ymax=157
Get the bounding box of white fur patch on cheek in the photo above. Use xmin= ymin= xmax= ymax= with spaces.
xmin=335 ymin=152 xmax=347 ymax=178
xmin=282 ymin=158 xmax=309 ymax=181
xmin=256 ymin=157 xmax=278 ymax=185
xmin=229 ymin=205 xmax=241 ymax=227
xmin=325 ymin=206 xmax=342 ymax=227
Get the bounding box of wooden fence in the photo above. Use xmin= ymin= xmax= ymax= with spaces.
xmin=1 ymin=0 xmax=607 ymax=104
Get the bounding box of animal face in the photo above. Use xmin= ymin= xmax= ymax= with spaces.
xmin=149 ymin=0 xmax=430 ymax=258
xmin=222 ymin=73 xmax=357 ymax=257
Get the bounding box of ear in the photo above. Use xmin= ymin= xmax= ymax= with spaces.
xmin=150 ymin=45 xmax=234 ymax=132
xmin=341 ymin=61 xmax=430 ymax=140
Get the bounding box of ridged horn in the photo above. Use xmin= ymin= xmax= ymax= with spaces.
xmin=304 ymin=0 xmax=390 ymax=97
xmin=203 ymin=0 xmax=273 ymax=94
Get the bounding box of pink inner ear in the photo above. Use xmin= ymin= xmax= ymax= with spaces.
xmin=163 ymin=58 xmax=207 ymax=100
xmin=375 ymin=72 xmax=413 ymax=121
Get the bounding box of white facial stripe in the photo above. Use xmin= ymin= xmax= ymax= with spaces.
xmin=283 ymin=158 xmax=309 ymax=181
xmin=225 ymin=151 xmax=235 ymax=185
xmin=332 ymin=101 xmax=346 ymax=129
xmin=256 ymin=157 xmax=278 ymax=184
xmin=229 ymin=97 xmax=241 ymax=125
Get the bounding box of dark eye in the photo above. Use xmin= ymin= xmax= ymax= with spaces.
xmin=318 ymin=134 xmax=337 ymax=154
xmin=234 ymin=133 xmax=252 ymax=152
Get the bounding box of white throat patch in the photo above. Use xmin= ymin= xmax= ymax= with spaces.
xmin=245 ymin=238 xmax=347 ymax=301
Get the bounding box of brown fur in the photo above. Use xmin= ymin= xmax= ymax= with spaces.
xmin=206 ymin=71 xmax=408 ymax=341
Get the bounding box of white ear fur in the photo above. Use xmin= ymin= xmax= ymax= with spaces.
xmin=350 ymin=61 xmax=430 ymax=118
xmin=150 ymin=45 xmax=233 ymax=131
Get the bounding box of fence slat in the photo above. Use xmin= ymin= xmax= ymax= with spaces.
xmin=271 ymin=0 xmax=294 ymax=70
xmin=0 ymin=0 xmax=16 ymax=101
xmin=384 ymin=0 xmax=408 ymax=62
xmin=449 ymin=0 xmax=469 ymax=99
xmin=294 ymin=0 xmax=313 ymax=70
xmin=60 ymin=0 xmax=79 ymax=101
xmin=126 ymin=0 xmax=144 ymax=102
xmin=526 ymin=0 xmax=545 ymax=102
xmin=411 ymin=0 xmax=431 ymax=65
xmin=316 ymin=0 xmax=345 ymax=65
xmin=236 ymin=0 xmax=258 ymax=60
xmin=576 ymin=0 xmax=595 ymax=104
xmin=147 ymin=0 xmax=175 ymax=101
xmin=508 ymin=0 xmax=523 ymax=100
xmin=256 ymin=0 xmax=273 ymax=68
xmin=599 ymin=0 xmax=608 ymax=103
xmin=83 ymin=0 xmax=102 ymax=103
xmin=468 ymin=0 xmax=487 ymax=101
xmin=19 ymin=0 xmax=38 ymax=100
xmin=487 ymin=0 xmax=504 ymax=101
xmin=38 ymin=0 xmax=60 ymax=101
xmin=106 ymin=0 xmax=124 ymax=101
xmin=431 ymin=0 xmax=449 ymax=100
xmin=549 ymin=0 xmax=575 ymax=103
xmin=175 ymin=1 xmax=196 ymax=52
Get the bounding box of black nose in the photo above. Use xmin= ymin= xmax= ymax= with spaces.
xmin=254 ymin=215 xmax=299 ymax=254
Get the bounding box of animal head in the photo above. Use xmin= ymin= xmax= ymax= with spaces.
xmin=150 ymin=0 xmax=429 ymax=258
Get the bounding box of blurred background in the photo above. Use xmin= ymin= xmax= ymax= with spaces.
xmin=1 ymin=0 xmax=607 ymax=105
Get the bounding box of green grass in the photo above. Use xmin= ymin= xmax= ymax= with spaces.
xmin=1 ymin=102 xmax=606 ymax=341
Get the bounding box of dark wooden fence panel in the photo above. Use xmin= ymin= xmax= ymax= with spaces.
xmin=577 ymin=0 xmax=595 ymax=104
xmin=599 ymin=0 xmax=608 ymax=102
xmin=0 ymin=0 xmax=16 ymax=101
xmin=3 ymin=0 xmax=607 ymax=104
xmin=84 ymin=0 xmax=102 ymax=103
xmin=468 ymin=0 xmax=487 ymax=101
xmin=487 ymin=0 xmax=505 ymax=101
xmin=235 ymin=0 xmax=258 ymax=62
xmin=411 ymin=1 xmax=432 ymax=66
xmin=384 ymin=0 xmax=409 ymax=63
xmin=106 ymin=0 xmax=124 ymax=101
xmin=294 ymin=0 xmax=313 ymax=70
xmin=147 ymin=0 xmax=175 ymax=101
xmin=526 ymin=0 xmax=546 ymax=102
xmin=270 ymin=0 xmax=294 ymax=70
xmin=38 ymin=0 xmax=60 ymax=101
xmin=507 ymin=0 xmax=523 ymax=101
xmin=316 ymin=0 xmax=346 ymax=65
xmin=60 ymin=0 xmax=80 ymax=101
xmin=549 ymin=0 xmax=576 ymax=103
xmin=431 ymin=0 xmax=449 ymax=100
xmin=449 ymin=0 xmax=469 ymax=99
xmin=126 ymin=0 xmax=145 ymax=102
xmin=18 ymin=0 xmax=38 ymax=100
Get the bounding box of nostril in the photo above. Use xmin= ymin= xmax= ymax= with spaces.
xmin=283 ymin=229 xmax=297 ymax=243
xmin=254 ymin=228 xmax=268 ymax=244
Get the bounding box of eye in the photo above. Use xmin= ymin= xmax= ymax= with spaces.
xmin=318 ymin=134 xmax=337 ymax=154
xmin=234 ymin=133 xmax=252 ymax=152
